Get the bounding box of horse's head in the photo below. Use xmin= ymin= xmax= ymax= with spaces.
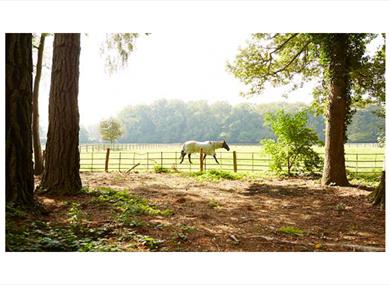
xmin=222 ymin=140 xmax=230 ymax=151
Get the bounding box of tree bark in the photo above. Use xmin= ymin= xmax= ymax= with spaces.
xmin=6 ymin=33 xmax=35 ymax=205
xmin=370 ymin=171 xmax=385 ymax=208
xmin=32 ymin=33 xmax=46 ymax=175
xmin=40 ymin=34 xmax=82 ymax=195
xmin=321 ymin=34 xmax=350 ymax=186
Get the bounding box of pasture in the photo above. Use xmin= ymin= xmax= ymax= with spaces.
xmin=78 ymin=143 xmax=385 ymax=175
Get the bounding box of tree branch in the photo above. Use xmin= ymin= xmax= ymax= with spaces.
xmin=272 ymin=41 xmax=312 ymax=75
xmin=270 ymin=34 xmax=298 ymax=56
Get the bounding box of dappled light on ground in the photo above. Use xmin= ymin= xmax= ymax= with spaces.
xmin=6 ymin=172 xmax=385 ymax=252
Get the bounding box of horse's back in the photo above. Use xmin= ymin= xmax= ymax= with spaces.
xmin=183 ymin=140 xmax=213 ymax=154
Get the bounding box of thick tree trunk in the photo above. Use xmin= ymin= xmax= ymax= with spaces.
xmin=6 ymin=34 xmax=35 ymax=205
xmin=321 ymin=34 xmax=350 ymax=186
xmin=370 ymin=171 xmax=385 ymax=208
xmin=40 ymin=34 xmax=82 ymax=195
xmin=32 ymin=33 xmax=46 ymax=175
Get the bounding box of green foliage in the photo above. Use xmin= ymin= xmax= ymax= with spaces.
xmin=6 ymin=204 xmax=27 ymax=218
xmin=99 ymin=117 xmax=123 ymax=144
xmin=88 ymin=187 xmax=174 ymax=219
xmin=154 ymin=164 xmax=170 ymax=173
xmin=227 ymin=33 xmax=385 ymax=142
xmin=136 ymin=235 xmax=163 ymax=251
xmin=347 ymin=172 xmax=382 ymax=188
xmin=6 ymin=220 xmax=121 ymax=252
xmin=262 ymin=110 xmax=323 ymax=176
xmin=67 ymin=202 xmax=84 ymax=231
xmin=227 ymin=33 xmax=383 ymax=102
xmin=6 ymin=187 xmax=173 ymax=252
xmin=79 ymin=126 xmax=90 ymax=143
xmin=278 ymin=226 xmax=304 ymax=236
xmin=179 ymin=224 xmax=196 ymax=233
xmin=189 ymin=169 xmax=247 ymax=181
xmin=347 ymin=105 xmax=385 ymax=143
xmin=112 ymin=99 xmax=382 ymax=144
xmin=227 ymin=33 xmax=321 ymax=97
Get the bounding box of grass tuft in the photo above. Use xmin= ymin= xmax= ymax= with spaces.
xmin=188 ymin=169 xmax=248 ymax=181
xmin=278 ymin=226 xmax=304 ymax=236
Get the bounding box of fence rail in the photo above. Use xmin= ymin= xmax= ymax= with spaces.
xmin=79 ymin=148 xmax=384 ymax=174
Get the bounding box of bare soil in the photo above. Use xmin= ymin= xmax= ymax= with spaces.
xmin=35 ymin=172 xmax=385 ymax=252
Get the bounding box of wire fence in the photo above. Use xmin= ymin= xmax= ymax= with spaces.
xmin=79 ymin=149 xmax=385 ymax=174
xmin=75 ymin=142 xmax=382 ymax=153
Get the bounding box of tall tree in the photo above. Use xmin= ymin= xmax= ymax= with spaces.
xmin=365 ymin=38 xmax=386 ymax=208
xmin=227 ymin=33 xmax=381 ymax=186
xmin=40 ymin=34 xmax=82 ymax=195
xmin=32 ymin=33 xmax=46 ymax=175
xmin=6 ymin=33 xmax=35 ymax=205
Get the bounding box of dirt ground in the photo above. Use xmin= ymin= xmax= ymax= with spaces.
xmin=33 ymin=172 xmax=385 ymax=252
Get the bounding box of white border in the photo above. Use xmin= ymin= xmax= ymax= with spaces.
xmin=1 ymin=1 xmax=389 ymax=285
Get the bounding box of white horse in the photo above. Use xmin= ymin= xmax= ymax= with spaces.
xmin=179 ymin=140 xmax=230 ymax=164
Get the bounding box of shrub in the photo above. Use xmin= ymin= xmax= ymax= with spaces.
xmin=262 ymin=110 xmax=323 ymax=176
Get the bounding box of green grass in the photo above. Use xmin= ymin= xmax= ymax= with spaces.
xmin=347 ymin=172 xmax=382 ymax=188
xmin=278 ymin=226 xmax=305 ymax=236
xmin=87 ymin=187 xmax=174 ymax=218
xmin=188 ymin=169 xmax=247 ymax=181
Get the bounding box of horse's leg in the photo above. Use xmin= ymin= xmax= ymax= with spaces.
xmin=179 ymin=151 xmax=186 ymax=164
xmin=213 ymin=154 xmax=220 ymax=164
xmin=188 ymin=153 xmax=192 ymax=164
xmin=203 ymin=154 xmax=207 ymax=161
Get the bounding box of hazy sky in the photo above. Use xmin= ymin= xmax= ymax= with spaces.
xmin=38 ymin=33 xmax=315 ymax=127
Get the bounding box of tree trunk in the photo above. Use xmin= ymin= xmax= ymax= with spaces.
xmin=32 ymin=33 xmax=46 ymax=175
xmin=321 ymin=34 xmax=350 ymax=186
xmin=40 ymin=34 xmax=82 ymax=195
xmin=370 ymin=171 xmax=385 ymax=208
xmin=6 ymin=33 xmax=35 ymax=205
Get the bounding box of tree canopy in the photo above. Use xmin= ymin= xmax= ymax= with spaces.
xmin=76 ymin=100 xmax=385 ymax=144
xmin=99 ymin=117 xmax=123 ymax=144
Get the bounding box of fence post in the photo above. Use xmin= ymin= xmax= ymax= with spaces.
xmin=233 ymin=151 xmax=237 ymax=173
xmin=91 ymin=152 xmax=93 ymax=172
xmin=200 ymin=148 xmax=204 ymax=172
xmin=147 ymin=152 xmax=149 ymax=171
xmin=161 ymin=152 xmax=163 ymax=167
xmin=119 ymin=152 xmax=121 ymax=172
xmin=355 ymin=153 xmax=358 ymax=174
xmin=252 ymin=153 xmax=254 ymax=172
xmin=105 ymin=148 xmax=110 ymax=172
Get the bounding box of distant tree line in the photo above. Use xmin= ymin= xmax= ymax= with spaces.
xmin=74 ymin=100 xmax=384 ymax=144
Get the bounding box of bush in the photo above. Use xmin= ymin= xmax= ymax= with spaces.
xmin=262 ymin=110 xmax=323 ymax=176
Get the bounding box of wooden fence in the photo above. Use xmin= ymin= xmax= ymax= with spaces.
xmin=79 ymin=148 xmax=384 ymax=174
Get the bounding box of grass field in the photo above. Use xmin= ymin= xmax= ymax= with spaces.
xmin=78 ymin=143 xmax=385 ymax=175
